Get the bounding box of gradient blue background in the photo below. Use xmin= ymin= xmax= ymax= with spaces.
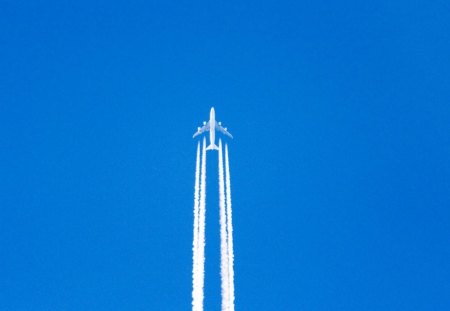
xmin=1 ymin=1 xmax=449 ymax=310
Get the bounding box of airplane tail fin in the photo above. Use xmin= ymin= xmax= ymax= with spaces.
xmin=206 ymin=144 xmax=219 ymax=151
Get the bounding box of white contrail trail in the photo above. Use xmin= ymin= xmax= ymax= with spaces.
xmin=225 ymin=143 xmax=235 ymax=310
xmin=192 ymin=134 xmax=234 ymax=310
xmin=197 ymin=137 xmax=207 ymax=310
xmin=218 ymin=139 xmax=230 ymax=310
xmin=192 ymin=142 xmax=201 ymax=311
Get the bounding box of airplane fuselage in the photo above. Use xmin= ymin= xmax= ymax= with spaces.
xmin=209 ymin=107 xmax=216 ymax=148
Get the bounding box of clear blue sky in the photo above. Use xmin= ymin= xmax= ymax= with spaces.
xmin=1 ymin=1 xmax=449 ymax=310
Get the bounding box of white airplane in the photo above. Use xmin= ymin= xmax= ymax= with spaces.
xmin=193 ymin=107 xmax=233 ymax=150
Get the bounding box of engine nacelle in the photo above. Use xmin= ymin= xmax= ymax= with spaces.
xmin=218 ymin=122 xmax=222 ymax=125
xmin=203 ymin=121 xmax=206 ymax=125
xmin=198 ymin=127 xmax=201 ymax=131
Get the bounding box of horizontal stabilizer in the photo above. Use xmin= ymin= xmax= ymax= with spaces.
xmin=206 ymin=144 xmax=219 ymax=151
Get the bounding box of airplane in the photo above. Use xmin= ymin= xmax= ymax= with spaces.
xmin=193 ymin=107 xmax=233 ymax=150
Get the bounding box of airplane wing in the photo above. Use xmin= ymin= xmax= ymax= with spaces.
xmin=216 ymin=122 xmax=233 ymax=139
xmin=193 ymin=122 xmax=210 ymax=138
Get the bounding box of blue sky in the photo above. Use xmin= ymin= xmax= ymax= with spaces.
xmin=1 ymin=1 xmax=449 ymax=310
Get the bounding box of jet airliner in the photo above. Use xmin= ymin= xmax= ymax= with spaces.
xmin=193 ymin=107 xmax=233 ymax=150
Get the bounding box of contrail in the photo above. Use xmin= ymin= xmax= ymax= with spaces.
xmin=197 ymin=137 xmax=207 ymax=310
xmin=192 ymin=142 xmax=201 ymax=311
xmin=218 ymin=139 xmax=230 ymax=310
xmin=225 ymin=143 xmax=235 ymax=310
